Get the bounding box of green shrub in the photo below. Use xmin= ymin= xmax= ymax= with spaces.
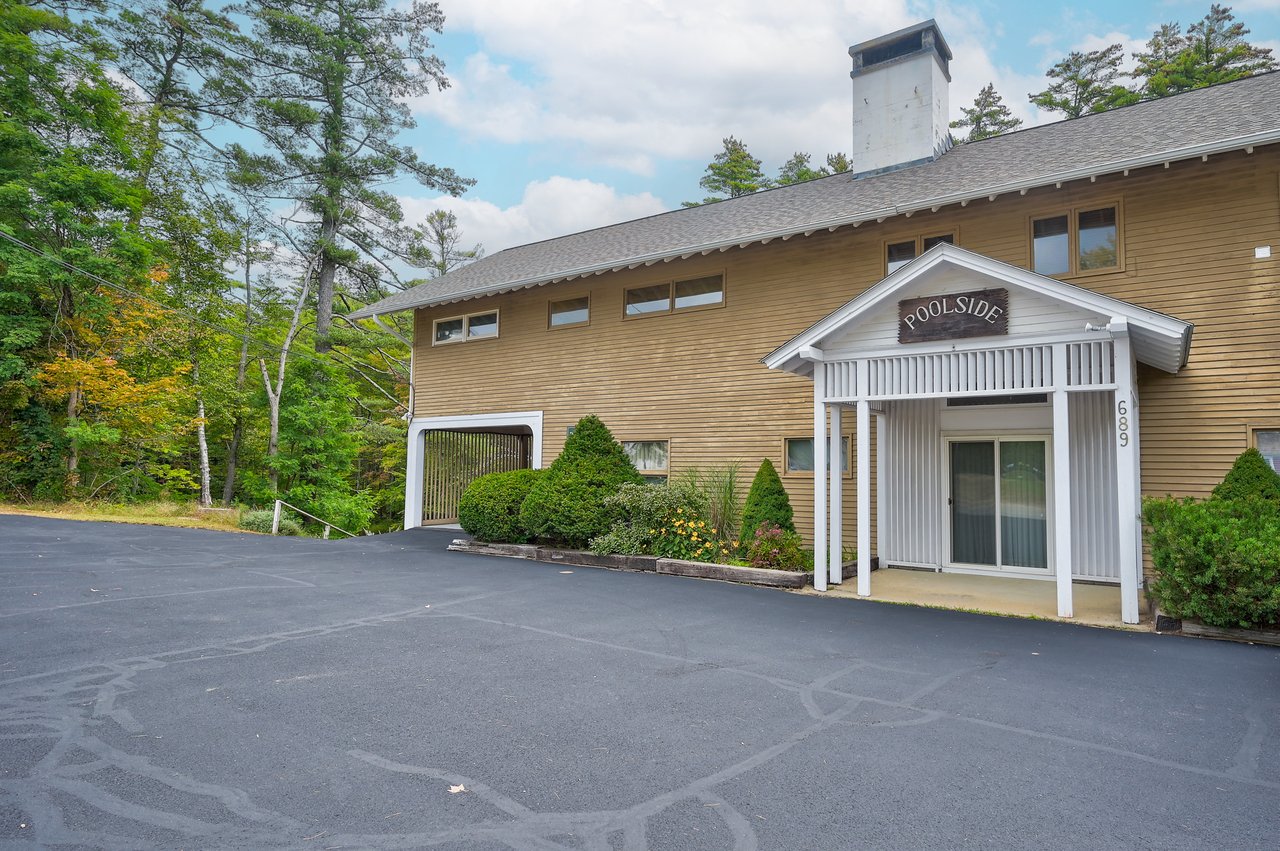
xmin=591 ymin=480 xmax=731 ymax=562
xmin=1143 ymin=496 xmax=1280 ymax=629
xmin=519 ymin=415 xmax=644 ymax=548
xmin=740 ymin=458 xmax=795 ymax=545
xmin=239 ymin=509 xmax=303 ymax=536
xmin=1211 ymin=448 xmax=1280 ymax=502
xmin=458 ymin=468 xmax=543 ymax=543
xmin=744 ymin=521 xmax=810 ymax=571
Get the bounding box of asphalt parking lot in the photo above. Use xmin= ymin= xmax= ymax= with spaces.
xmin=1 ymin=514 xmax=1277 ymax=849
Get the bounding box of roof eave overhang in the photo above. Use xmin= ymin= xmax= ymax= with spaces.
xmin=346 ymin=128 xmax=1280 ymax=321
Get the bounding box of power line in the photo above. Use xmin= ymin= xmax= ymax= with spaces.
xmin=0 ymin=228 xmax=406 ymax=391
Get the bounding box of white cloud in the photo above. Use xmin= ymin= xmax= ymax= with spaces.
xmin=399 ymin=176 xmax=667 ymax=255
xmin=414 ymin=1 xmax=934 ymax=172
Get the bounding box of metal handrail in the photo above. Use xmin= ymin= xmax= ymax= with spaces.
xmin=272 ymin=499 xmax=362 ymax=539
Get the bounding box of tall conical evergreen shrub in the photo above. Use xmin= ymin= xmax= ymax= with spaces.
xmin=740 ymin=458 xmax=795 ymax=543
xmin=1211 ymin=447 xmax=1280 ymax=502
xmin=519 ymin=415 xmax=644 ymax=547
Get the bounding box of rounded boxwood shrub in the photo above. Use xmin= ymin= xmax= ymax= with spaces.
xmin=740 ymin=458 xmax=795 ymax=545
xmin=1143 ymin=496 xmax=1280 ymax=629
xmin=519 ymin=415 xmax=644 ymax=548
xmin=1211 ymin=447 xmax=1280 ymax=502
xmin=239 ymin=508 xmax=303 ymax=536
xmin=458 ymin=468 xmax=543 ymax=543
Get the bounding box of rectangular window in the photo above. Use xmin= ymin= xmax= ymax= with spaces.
xmin=433 ymin=310 xmax=499 ymax=345
xmin=1077 ymin=207 xmax=1118 ymax=270
xmin=623 ymin=440 xmax=669 ymax=482
xmin=625 ymin=283 xmax=670 ymax=316
xmin=433 ymin=317 xmax=465 ymax=344
xmin=886 ymin=233 xmax=954 ymax=275
xmin=674 ymin=275 xmax=724 ymax=309
xmin=624 ymin=274 xmax=725 ymax=318
xmin=1032 ymin=215 xmax=1070 ymax=276
xmin=1255 ymin=429 xmax=1280 ymax=473
xmin=1032 ymin=205 xmax=1120 ymax=276
xmin=784 ymin=437 xmax=850 ymax=474
xmin=466 ymin=312 xmax=498 ymax=339
xmin=549 ymin=295 xmax=589 ymax=328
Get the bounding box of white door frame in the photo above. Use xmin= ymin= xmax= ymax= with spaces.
xmin=403 ymin=410 xmax=544 ymax=530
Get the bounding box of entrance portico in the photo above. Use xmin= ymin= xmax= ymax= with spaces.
xmin=764 ymin=244 xmax=1192 ymax=624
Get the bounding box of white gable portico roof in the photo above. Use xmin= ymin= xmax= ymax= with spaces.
xmin=763 ymin=243 xmax=1193 ymax=376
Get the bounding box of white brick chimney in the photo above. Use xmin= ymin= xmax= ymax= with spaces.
xmin=848 ymin=20 xmax=952 ymax=177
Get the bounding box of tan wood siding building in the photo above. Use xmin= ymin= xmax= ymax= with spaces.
xmin=407 ymin=148 xmax=1280 ymax=555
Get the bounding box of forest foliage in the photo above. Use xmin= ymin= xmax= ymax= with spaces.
xmin=0 ymin=0 xmax=478 ymax=532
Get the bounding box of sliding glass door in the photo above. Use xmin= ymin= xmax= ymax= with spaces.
xmin=949 ymin=438 xmax=1049 ymax=571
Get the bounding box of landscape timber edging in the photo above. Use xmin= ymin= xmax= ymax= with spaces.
xmin=446 ymin=539 xmax=809 ymax=587
xmin=1179 ymin=619 xmax=1280 ymax=647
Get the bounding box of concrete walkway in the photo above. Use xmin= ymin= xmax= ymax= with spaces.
xmin=812 ymin=567 xmax=1145 ymax=629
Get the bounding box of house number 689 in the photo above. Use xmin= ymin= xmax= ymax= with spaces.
xmin=1117 ymin=399 xmax=1130 ymax=448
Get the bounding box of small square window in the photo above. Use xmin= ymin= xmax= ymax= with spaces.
xmin=886 ymin=241 xmax=916 ymax=274
xmin=625 ymin=284 xmax=671 ymax=316
xmin=784 ymin=437 xmax=849 ymax=473
xmin=434 ymin=317 xmax=464 ymax=344
xmin=550 ymin=295 xmax=589 ymax=328
xmin=674 ymin=275 xmax=724 ymax=310
xmin=466 ymin=312 xmax=498 ymax=339
xmin=1256 ymin=430 xmax=1280 ymax=473
xmin=1032 ymin=215 xmax=1070 ymax=276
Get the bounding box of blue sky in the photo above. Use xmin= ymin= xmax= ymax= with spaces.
xmin=395 ymin=0 xmax=1280 ymax=256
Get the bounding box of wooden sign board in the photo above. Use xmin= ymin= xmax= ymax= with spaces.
xmin=898 ymin=288 xmax=1009 ymax=344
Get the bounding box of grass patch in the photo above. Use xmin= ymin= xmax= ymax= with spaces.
xmin=0 ymin=500 xmax=249 ymax=533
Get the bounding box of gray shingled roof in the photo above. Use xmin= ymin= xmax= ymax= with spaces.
xmin=350 ymin=72 xmax=1280 ymax=320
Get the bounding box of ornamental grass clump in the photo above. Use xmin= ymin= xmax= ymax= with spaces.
xmin=740 ymin=458 xmax=795 ymax=544
xmin=458 ymin=468 xmax=543 ymax=543
xmin=519 ymin=415 xmax=644 ymax=548
xmin=238 ymin=509 xmax=302 ymax=536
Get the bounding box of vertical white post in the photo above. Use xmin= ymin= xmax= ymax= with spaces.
xmin=403 ymin=423 xmax=425 ymax=530
xmin=813 ymin=366 xmax=828 ymax=592
xmin=1051 ymin=345 xmax=1074 ymax=618
xmin=272 ymin=500 xmax=282 ymax=535
xmin=875 ymin=410 xmax=885 ymax=573
xmin=856 ymin=396 xmax=872 ymax=598
xmin=828 ymin=403 xmax=843 ymax=585
xmin=1113 ymin=322 xmax=1141 ymax=624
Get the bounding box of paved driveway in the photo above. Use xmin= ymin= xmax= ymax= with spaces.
xmin=1 ymin=515 xmax=1277 ymax=850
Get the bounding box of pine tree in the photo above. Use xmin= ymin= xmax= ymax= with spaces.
xmin=683 ymin=136 xmax=770 ymax=206
xmin=1135 ymin=5 xmax=1275 ymax=98
xmin=1030 ymin=44 xmax=1139 ymax=118
xmin=951 ymin=83 xmax=1023 ymax=142
xmin=776 ymin=152 xmax=826 ymax=186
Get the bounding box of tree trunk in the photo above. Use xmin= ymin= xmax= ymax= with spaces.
xmin=65 ymin=387 xmax=80 ymax=493
xmin=193 ymin=360 xmax=212 ymax=507
xmin=222 ymin=239 xmax=254 ymax=505
xmin=315 ymin=214 xmax=338 ymax=352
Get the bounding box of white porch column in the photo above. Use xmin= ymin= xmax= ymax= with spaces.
xmin=1112 ymin=321 xmax=1142 ymax=624
xmin=403 ymin=422 xmax=425 ymax=530
xmin=856 ymin=396 xmax=872 ymax=598
xmin=1051 ymin=345 xmax=1074 ymax=618
xmin=812 ymin=363 xmax=829 ymax=592
xmin=828 ymin=403 xmax=843 ymax=585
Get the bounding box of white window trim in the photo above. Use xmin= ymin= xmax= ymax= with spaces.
xmin=432 ymin=309 xmax=500 ymax=345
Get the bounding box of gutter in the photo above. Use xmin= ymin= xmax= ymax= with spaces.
xmin=347 ymin=129 xmax=1280 ymax=321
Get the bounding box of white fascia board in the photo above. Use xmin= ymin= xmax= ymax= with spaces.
xmin=351 ymin=130 xmax=1280 ymax=322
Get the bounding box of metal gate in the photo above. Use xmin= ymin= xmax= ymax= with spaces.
xmin=422 ymin=430 xmax=532 ymax=524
